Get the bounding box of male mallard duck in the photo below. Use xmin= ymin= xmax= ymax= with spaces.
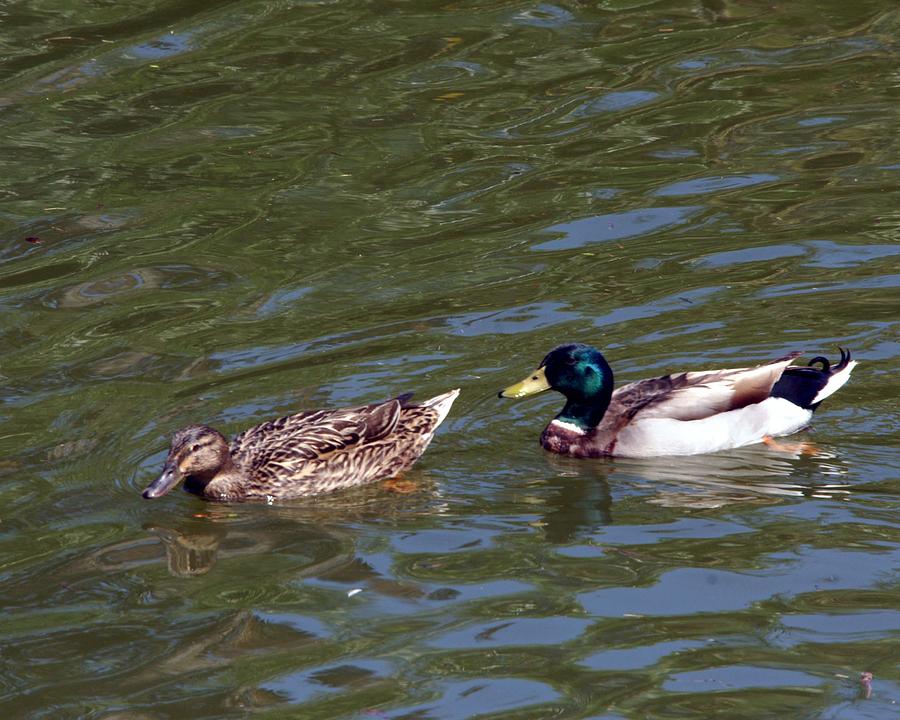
xmin=142 ymin=389 xmax=459 ymax=501
xmin=499 ymin=344 xmax=856 ymax=458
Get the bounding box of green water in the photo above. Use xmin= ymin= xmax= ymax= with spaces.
xmin=1 ymin=1 xmax=898 ymax=718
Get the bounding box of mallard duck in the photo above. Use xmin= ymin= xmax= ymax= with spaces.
xmin=142 ymin=389 xmax=459 ymax=501
xmin=499 ymin=344 xmax=856 ymax=458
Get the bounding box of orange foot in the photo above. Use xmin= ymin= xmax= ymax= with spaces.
xmin=762 ymin=435 xmax=818 ymax=456
xmin=383 ymin=477 xmax=418 ymax=494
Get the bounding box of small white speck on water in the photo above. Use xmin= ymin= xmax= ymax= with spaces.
xmin=347 ymin=588 xmax=363 ymax=597
xmin=266 ymin=495 xmax=275 ymax=505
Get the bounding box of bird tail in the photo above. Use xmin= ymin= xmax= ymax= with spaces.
xmin=770 ymin=348 xmax=857 ymax=410
xmin=420 ymin=388 xmax=460 ymax=427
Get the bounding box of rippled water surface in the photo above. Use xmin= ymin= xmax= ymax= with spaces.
xmin=1 ymin=1 xmax=898 ymax=718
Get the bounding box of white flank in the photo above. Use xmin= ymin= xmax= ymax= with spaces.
xmin=614 ymin=397 xmax=813 ymax=457
xmin=421 ymin=388 xmax=460 ymax=427
xmin=812 ymin=361 xmax=858 ymax=404
xmin=549 ymin=418 xmax=587 ymax=435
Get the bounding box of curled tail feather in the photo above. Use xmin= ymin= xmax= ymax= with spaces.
xmin=770 ymin=348 xmax=856 ymax=410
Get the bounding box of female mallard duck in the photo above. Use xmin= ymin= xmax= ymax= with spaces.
xmin=499 ymin=344 xmax=856 ymax=458
xmin=142 ymin=389 xmax=459 ymax=501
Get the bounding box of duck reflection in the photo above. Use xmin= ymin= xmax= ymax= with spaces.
xmin=70 ymin=470 xmax=444 ymax=582
xmin=145 ymin=520 xmax=230 ymax=577
xmin=138 ymin=470 xmax=447 ymax=577
xmin=541 ymin=441 xmax=851 ymax=515
xmin=620 ymin=443 xmax=851 ymax=507
xmin=536 ymin=455 xmax=614 ymax=543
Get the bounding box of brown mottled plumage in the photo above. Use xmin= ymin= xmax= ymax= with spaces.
xmin=142 ymin=389 xmax=459 ymax=502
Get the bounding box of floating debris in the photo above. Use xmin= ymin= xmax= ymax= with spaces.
xmin=860 ymin=671 xmax=873 ymax=699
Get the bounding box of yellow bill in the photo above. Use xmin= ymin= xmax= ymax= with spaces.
xmin=499 ymin=366 xmax=551 ymax=398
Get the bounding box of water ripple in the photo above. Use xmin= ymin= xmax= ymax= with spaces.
xmin=533 ymin=206 xmax=704 ymax=251
xmin=0 ymin=0 xmax=896 ymax=718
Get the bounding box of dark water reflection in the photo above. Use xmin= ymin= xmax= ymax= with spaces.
xmin=1 ymin=0 xmax=898 ymax=718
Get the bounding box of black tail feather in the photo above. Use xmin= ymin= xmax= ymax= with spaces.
xmin=770 ymin=348 xmax=851 ymax=411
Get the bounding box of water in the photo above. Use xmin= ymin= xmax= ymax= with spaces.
xmin=1 ymin=1 xmax=898 ymax=718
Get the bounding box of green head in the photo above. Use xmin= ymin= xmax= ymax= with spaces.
xmin=500 ymin=343 xmax=614 ymax=430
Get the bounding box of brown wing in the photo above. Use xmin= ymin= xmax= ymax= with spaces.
xmin=610 ymin=352 xmax=802 ymax=423
xmin=230 ymin=399 xmax=401 ymax=470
